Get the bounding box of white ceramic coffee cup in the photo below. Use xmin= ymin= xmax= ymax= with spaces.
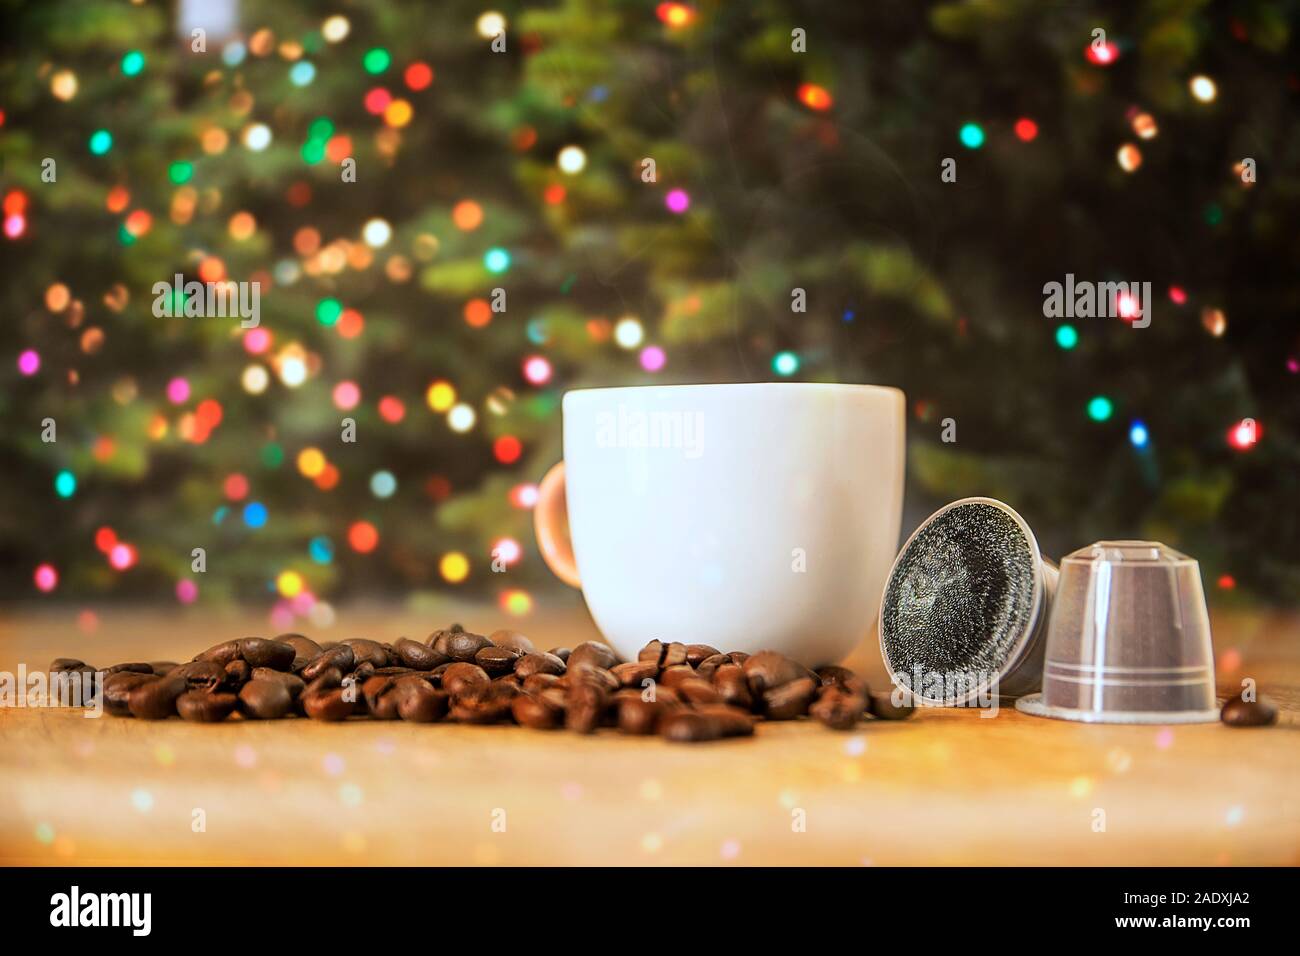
xmin=534 ymin=382 xmax=905 ymax=665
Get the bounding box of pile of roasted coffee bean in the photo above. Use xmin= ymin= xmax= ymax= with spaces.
xmin=54 ymin=626 xmax=913 ymax=742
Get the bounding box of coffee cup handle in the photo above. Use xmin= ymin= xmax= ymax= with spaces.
xmin=533 ymin=462 xmax=582 ymax=588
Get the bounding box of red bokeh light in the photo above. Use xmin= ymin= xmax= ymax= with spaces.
xmin=493 ymin=435 xmax=523 ymax=464
xmin=404 ymin=62 xmax=433 ymax=91
xmin=224 ymin=473 xmax=249 ymax=500
xmin=364 ymin=88 xmax=392 ymax=115
xmin=1227 ymin=418 xmax=1260 ymax=451
xmin=348 ymin=521 xmax=379 ymax=553
xmin=797 ymin=83 xmax=833 ymax=111
xmin=656 ymin=3 xmax=696 ymax=27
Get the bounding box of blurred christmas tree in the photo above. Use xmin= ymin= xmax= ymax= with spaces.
xmin=2 ymin=0 xmax=1296 ymax=616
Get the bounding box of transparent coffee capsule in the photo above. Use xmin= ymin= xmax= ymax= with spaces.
xmin=878 ymin=497 xmax=1057 ymax=706
xmin=1016 ymin=541 xmax=1219 ymax=724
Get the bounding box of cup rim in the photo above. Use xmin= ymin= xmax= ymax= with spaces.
xmin=563 ymin=381 xmax=904 ymax=403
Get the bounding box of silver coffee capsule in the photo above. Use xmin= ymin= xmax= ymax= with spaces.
xmin=878 ymin=497 xmax=1057 ymax=705
xmin=1016 ymin=541 xmax=1219 ymax=724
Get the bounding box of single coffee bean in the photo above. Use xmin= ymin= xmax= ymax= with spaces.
xmin=64 ymin=675 xmax=106 ymax=711
xmin=535 ymin=686 xmax=567 ymax=712
xmin=301 ymin=688 xmax=354 ymax=721
xmin=252 ymin=667 xmax=305 ymax=699
xmin=695 ymin=653 xmax=728 ymax=680
xmin=512 ymin=693 xmax=563 ymax=729
xmin=45 ymin=665 xmax=98 ymax=708
xmin=638 ymin=641 xmax=664 ymax=666
xmin=762 ymin=676 xmax=819 ymax=720
xmin=304 ymin=666 xmax=344 ymax=695
xmin=177 ymin=691 xmax=238 ymax=723
xmin=424 ymin=627 xmax=460 ymax=650
xmin=868 ymin=689 xmax=915 ymax=720
xmin=810 ymin=687 xmax=866 ymax=730
xmin=106 ymin=662 xmax=153 ymax=675
xmin=276 ymin=633 xmax=322 ymax=655
xmin=236 ymin=638 xmax=296 ymax=670
xmin=224 ymin=659 xmax=252 ymax=688
xmin=514 ymin=652 xmax=566 ymax=679
xmin=567 ymin=664 xmax=620 ymax=695
xmin=521 ymin=672 xmax=561 ymax=694
xmin=816 ymin=665 xmax=868 ymax=696
xmin=475 ymin=644 xmax=523 ymax=675
xmin=660 ymin=642 xmax=689 ymax=668
xmin=341 ymin=638 xmax=390 ymax=669
xmin=437 ymin=630 xmax=493 ymax=663
xmin=391 ymin=678 xmax=449 ymax=722
xmin=452 ymin=683 xmax=517 ymax=723
xmin=489 ymin=629 xmax=536 ymax=655
xmin=48 ymin=659 xmax=96 ymax=685
xmin=362 ymin=676 xmax=399 ymax=719
xmin=568 ymin=641 xmax=619 ymax=671
xmin=815 ymin=664 xmax=856 ymax=686
xmin=677 ymin=678 xmax=723 ymax=706
xmin=168 ymin=661 xmax=228 ymax=693
xmin=548 ymin=646 xmax=572 ymax=662
xmin=196 ymin=640 xmax=243 ymax=666
xmin=401 ymin=688 xmax=451 ymax=724
xmin=1220 ymin=693 xmax=1278 ymax=727
xmin=128 ymin=674 xmax=187 ymax=720
xmin=742 ymin=651 xmax=811 ymax=694
xmin=302 ymin=645 xmax=355 ymax=682
xmin=239 ymin=680 xmax=292 ymax=719
xmin=611 ymin=661 xmax=658 ymax=687
xmin=617 ymin=698 xmax=662 ymax=735
xmin=450 ymin=701 xmax=505 ymax=724
xmin=658 ymin=665 xmax=697 ymax=689
xmin=564 ymin=704 xmax=602 ymax=734
xmin=686 ymin=644 xmax=722 ymax=667
xmin=392 ymin=637 xmax=449 ymax=671
xmin=712 ymin=664 xmax=753 ymax=709
xmin=104 ymin=672 xmax=157 ymax=716
xmin=565 ymin=682 xmax=608 ymax=734
xmin=659 ymin=706 xmax=754 ymax=742
xmin=694 ymin=704 xmax=756 ymax=737
xmin=725 ymin=651 xmax=750 ymax=666
xmin=442 ymin=662 xmax=491 ymax=698
xmin=278 ymin=633 xmax=324 ymax=671
xmin=658 ymin=712 xmax=719 ymax=742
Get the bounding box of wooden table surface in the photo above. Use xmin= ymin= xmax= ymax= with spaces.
xmin=2 ymin=600 xmax=1297 ymax=866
